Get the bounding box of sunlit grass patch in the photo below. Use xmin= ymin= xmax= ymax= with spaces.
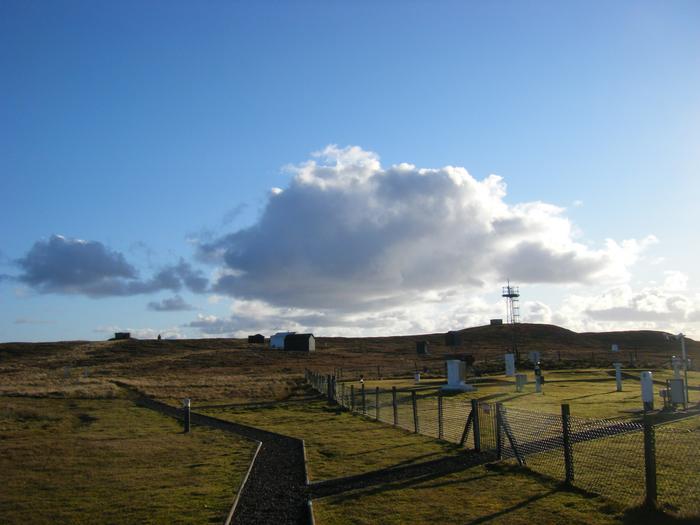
xmin=0 ymin=397 xmax=257 ymax=525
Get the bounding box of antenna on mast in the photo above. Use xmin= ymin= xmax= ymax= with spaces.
xmin=502 ymin=280 xmax=521 ymax=364
xmin=502 ymin=279 xmax=520 ymax=324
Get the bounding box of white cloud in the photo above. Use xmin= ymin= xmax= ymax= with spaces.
xmin=199 ymin=145 xmax=654 ymax=318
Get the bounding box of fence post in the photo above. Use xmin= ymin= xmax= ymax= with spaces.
xmin=561 ymin=404 xmax=574 ymax=484
xmin=643 ymin=415 xmax=657 ymax=508
xmin=495 ymin=402 xmax=502 ymax=459
xmin=183 ymin=398 xmax=191 ymax=433
xmin=438 ymin=390 xmax=444 ymax=440
xmin=471 ymin=399 xmax=481 ymax=452
xmin=375 ymin=387 xmax=380 ymax=420
xmin=361 ymin=383 xmax=366 ymax=415
xmin=350 ymin=385 xmax=355 ymax=412
xmin=392 ymin=386 xmax=398 ymax=426
xmin=412 ymin=391 xmax=419 ymax=433
xmin=340 ymin=383 xmax=346 ymax=407
xmin=327 ymin=375 xmax=332 ymax=402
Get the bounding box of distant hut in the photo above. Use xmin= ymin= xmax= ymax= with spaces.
xmin=248 ymin=334 xmax=265 ymax=344
xmin=490 ymin=319 xmax=503 ymax=325
xmin=114 ymin=332 xmax=131 ymax=340
xmin=270 ymin=331 xmax=294 ymax=349
xmin=416 ymin=341 xmax=429 ymax=355
xmin=445 ymin=331 xmax=462 ymax=346
xmin=284 ymin=333 xmax=315 ymax=352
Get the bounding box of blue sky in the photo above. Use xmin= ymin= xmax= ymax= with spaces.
xmin=2 ymin=1 xmax=699 ymax=341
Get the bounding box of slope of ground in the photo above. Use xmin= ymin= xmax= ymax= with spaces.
xmin=0 ymin=397 xmax=257 ymax=524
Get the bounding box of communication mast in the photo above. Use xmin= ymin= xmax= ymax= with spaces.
xmin=502 ymin=280 xmax=521 ymax=363
xmin=502 ymin=280 xmax=520 ymax=324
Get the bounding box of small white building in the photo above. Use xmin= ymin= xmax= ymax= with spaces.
xmin=270 ymin=331 xmax=295 ymax=349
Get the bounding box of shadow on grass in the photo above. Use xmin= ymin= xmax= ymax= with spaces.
xmin=464 ymin=488 xmax=557 ymax=524
xmin=564 ymin=390 xmax=619 ymax=401
xmin=622 ymin=506 xmax=700 ymax=525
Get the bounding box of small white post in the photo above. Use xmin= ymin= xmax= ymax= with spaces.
xmin=614 ymin=363 xmax=622 ymax=392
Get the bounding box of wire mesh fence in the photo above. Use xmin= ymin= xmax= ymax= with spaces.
xmin=305 ymin=369 xmax=699 ymax=516
xmin=655 ymin=417 xmax=700 ymax=516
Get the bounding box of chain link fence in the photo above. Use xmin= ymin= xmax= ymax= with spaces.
xmin=305 ymin=369 xmax=699 ymax=517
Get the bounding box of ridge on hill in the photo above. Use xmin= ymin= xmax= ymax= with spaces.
xmin=450 ymin=323 xmax=697 ymax=352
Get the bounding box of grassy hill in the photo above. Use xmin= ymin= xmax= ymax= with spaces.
xmin=0 ymin=324 xmax=696 ymax=403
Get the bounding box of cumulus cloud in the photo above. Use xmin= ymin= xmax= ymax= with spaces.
xmin=147 ymin=295 xmax=195 ymax=312
xmin=543 ymin=271 xmax=699 ymax=336
xmin=14 ymin=235 xmax=208 ymax=297
xmin=186 ymin=295 xmax=502 ymax=338
xmin=199 ymin=145 xmax=654 ymax=315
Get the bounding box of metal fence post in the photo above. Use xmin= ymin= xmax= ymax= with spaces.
xmin=350 ymin=385 xmax=355 ymax=412
xmin=495 ymin=402 xmax=502 ymax=459
xmin=471 ymin=398 xmax=481 ymax=452
xmin=438 ymin=390 xmax=444 ymax=440
xmin=643 ymin=415 xmax=657 ymax=508
xmin=361 ymin=383 xmax=366 ymax=415
xmin=412 ymin=391 xmax=419 ymax=433
xmin=392 ymin=386 xmax=398 ymax=426
xmin=375 ymin=387 xmax=380 ymax=419
xmin=561 ymin=404 xmax=574 ymax=484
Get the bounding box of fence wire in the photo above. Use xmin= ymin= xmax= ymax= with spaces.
xmin=655 ymin=417 xmax=700 ymax=517
xmin=305 ymin=369 xmax=699 ymax=517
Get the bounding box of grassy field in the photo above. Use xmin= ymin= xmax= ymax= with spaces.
xmin=347 ymin=368 xmax=700 ymax=418
xmin=0 ymin=327 xmax=698 ymax=524
xmin=201 ymin=400 xmax=463 ymax=480
xmin=0 ymin=397 xmax=257 ymax=524
xmin=313 ymin=463 xmax=626 ymax=525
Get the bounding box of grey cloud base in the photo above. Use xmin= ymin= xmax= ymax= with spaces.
xmin=14 ymin=235 xmax=208 ymax=297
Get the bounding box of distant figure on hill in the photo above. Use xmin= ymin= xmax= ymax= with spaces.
xmin=157 ymin=334 xmax=161 ymax=341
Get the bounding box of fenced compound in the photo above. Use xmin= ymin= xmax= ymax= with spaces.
xmin=305 ymin=369 xmax=700 ymax=517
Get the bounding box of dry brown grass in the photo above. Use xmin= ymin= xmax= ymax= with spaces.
xmin=1 ymin=325 xmax=697 ymax=404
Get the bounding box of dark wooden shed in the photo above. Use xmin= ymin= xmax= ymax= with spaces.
xmin=247 ymin=334 xmax=265 ymax=344
xmin=284 ymin=333 xmax=316 ymax=352
xmin=445 ymin=331 xmax=462 ymax=346
xmin=114 ymin=332 xmax=131 ymax=340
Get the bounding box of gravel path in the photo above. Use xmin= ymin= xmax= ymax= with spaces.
xmin=135 ymin=396 xmax=309 ymax=525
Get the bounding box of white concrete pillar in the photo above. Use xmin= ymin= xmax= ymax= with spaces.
xmin=614 ymin=363 xmax=622 ymax=392
xmin=504 ymin=353 xmax=515 ymax=377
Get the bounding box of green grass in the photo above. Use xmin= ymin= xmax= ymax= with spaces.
xmin=201 ymin=400 xmax=463 ymax=480
xmin=313 ymin=463 xmax=626 ymax=525
xmin=0 ymin=397 xmax=257 ymax=524
xmin=348 ymin=368 xmax=695 ymax=418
